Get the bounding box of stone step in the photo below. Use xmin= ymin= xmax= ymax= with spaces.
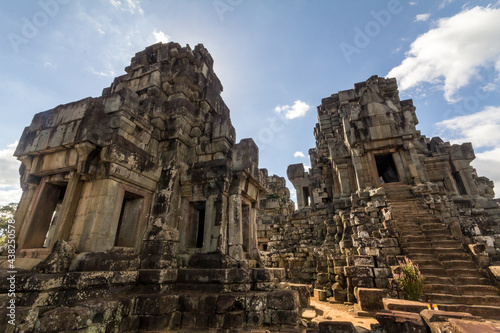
xmin=423 ymin=293 xmax=500 ymax=306
xmin=423 ymin=284 xmax=458 ymax=294
xmin=438 ymin=304 xmax=500 ymax=320
xmin=398 ymin=231 xmax=426 ymax=237
xmin=391 ymin=210 xmax=433 ymax=216
xmin=453 ymin=276 xmax=491 ymax=285
xmin=438 ymin=253 xmax=473 ymax=261
xmin=401 ymin=241 xmax=433 ymax=248
xmin=424 ymin=276 xmax=453 ymax=285
xmin=457 ymin=285 xmax=500 ymax=296
xmin=404 ymin=247 xmax=464 ymax=255
xmin=400 ymin=235 xmax=427 ymax=243
xmin=419 ymin=267 xmax=449 ymax=277
xmin=420 ymin=223 xmax=447 ymax=229
xmin=424 ymin=268 xmax=485 ymax=278
xmin=401 ymin=240 xmax=462 ymax=248
xmin=390 ymin=206 xmax=431 ymax=210
xmin=405 ymin=252 xmax=471 ymax=262
xmin=392 ymin=214 xmax=434 ymax=219
xmin=422 ymin=230 xmax=452 ymax=237
xmin=411 ymin=260 xmax=442 ymax=269
xmin=442 ymin=260 xmax=477 ymax=270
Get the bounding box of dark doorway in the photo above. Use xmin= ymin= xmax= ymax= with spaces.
xmin=375 ymin=154 xmax=399 ymax=183
xmin=185 ymin=201 xmax=206 ymax=248
xmin=115 ymin=192 xmax=144 ymax=247
xmin=452 ymin=172 xmax=467 ymax=195
xmin=303 ymin=187 xmax=310 ymax=207
xmin=25 ymin=183 xmax=67 ymax=249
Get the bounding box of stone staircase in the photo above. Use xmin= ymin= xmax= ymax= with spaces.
xmin=384 ymin=183 xmax=500 ymax=319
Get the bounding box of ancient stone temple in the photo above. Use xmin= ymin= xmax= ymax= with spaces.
xmin=266 ymin=75 xmax=500 ymax=318
xmin=0 ymin=43 xmax=306 ymax=332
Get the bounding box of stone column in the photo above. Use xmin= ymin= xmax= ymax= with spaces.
xmin=228 ymin=194 xmax=244 ymax=260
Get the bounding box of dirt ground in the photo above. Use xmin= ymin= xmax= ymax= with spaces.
xmin=306 ymin=299 xmax=379 ymax=331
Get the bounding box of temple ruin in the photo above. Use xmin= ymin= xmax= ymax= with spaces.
xmin=0 ymin=42 xmax=306 ymax=332
xmin=2 ymin=42 xmax=500 ymax=332
xmin=263 ymin=75 xmax=500 ymax=319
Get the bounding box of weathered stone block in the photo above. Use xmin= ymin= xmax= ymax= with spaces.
xmin=216 ymin=294 xmax=245 ymax=313
xmin=376 ymin=310 xmax=426 ymax=333
xmin=138 ymin=269 xmax=177 ymax=284
xmin=247 ymin=311 xmax=265 ymax=327
xmin=181 ymin=312 xmax=209 ymax=329
xmin=355 ymin=288 xmax=388 ymax=312
xmin=267 ymin=290 xmax=299 ymax=310
xmin=134 ymin=294 xmax=179 ymax=315
xmin=318 ymin=320 xmax=357 ymax=333
xmin=246 ymin=293 xmax=267 ymax=311
xmin=373 ymin=267 xmax=392 ymax=279
xmin=290 ymin=284 xmax=311 ymax=308
xmin=351 ymin=277 xmax=374 ymax=288
xmin=36 ymin=306 xmax=92 ymax=332
xmin=343 ymin=266 xmax=373 ymax=278
xmin=314 ymin=289 xmax=327 ymax=301
xmin=353 ymin=255 xmax=375 ymax=267
xmin=222 ymin=311 xmax=245 ymax=329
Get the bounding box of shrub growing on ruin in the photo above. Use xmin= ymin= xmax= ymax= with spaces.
xmin=394 ymin=257 xmax=425 ymax=301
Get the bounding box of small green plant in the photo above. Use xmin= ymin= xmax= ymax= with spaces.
xmin=394 ymin=257 xmax=425 ymax=301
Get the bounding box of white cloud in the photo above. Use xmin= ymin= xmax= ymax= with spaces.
xmin=439 ymin=0 xmax=454 ymax=9
xmin=294 ymin=151 xmax=306 ymax=158
xmin=415 ymin=13 xmax=431 ymax=22
xmin=482 ymin=83 xmax=499 ymax=92
xmin=436 ymin=106 xmax=500 ymax=148
xmin=0 ymin=188 xmax=22 ymax=206
xmin=89 ymin=66 xmax=116 ymax=77
xmin=0 ymin=142 xmax=22 ymax=205
xmin=275 ymin=100 xmax=311 ymax=119
xmin=474 ymin=147 xmax=500 ymax=197
xmin=109 ymin=0 xmax=144 ymax=15
xmin=388 ymin=6 xmax=500 ymax=102
xmin=304 ymin=165 xmax=311 ymax=172
xmin=44 ymin=61 xmax=57 ymax=69
xmin=152 ymin=30 xmax=170 ymax=44
xmin=436 ymin=106 xmax=500 ymax=196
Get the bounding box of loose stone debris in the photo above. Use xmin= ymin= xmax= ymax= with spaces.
xmin=2 ymin=42 xmax=500 ymax=332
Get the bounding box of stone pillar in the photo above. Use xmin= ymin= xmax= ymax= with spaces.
xmin=228 ymin=194 xmax=244 ymax=260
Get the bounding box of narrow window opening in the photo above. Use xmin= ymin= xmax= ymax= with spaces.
xmin=115 ymin=192 xmax=144 ymax=247
xmin=196 ymin=204 xmax=206 ymax=248
xmin=185 ymin=201 xmax=206 ymax=248
xmin=262 ymin=244 xmax=268 ymax=251
xmin=43 ymin=186 xmax=66 ymax=248
xmin=303 ymin=187 xmax=310 ymax=207
xmin=375 ymin=154 xmax=400 ymax=184
xmin=453 ymin=172 xmax=467 ymax=195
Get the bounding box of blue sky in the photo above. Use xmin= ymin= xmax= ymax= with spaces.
xmin=1 ymin=0 xmax=500 ymax=205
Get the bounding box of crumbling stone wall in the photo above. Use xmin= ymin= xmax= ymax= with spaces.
xmin=255 ymin=174 xmax=294 ymax=258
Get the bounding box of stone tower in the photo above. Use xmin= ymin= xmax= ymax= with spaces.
xmin=2 ymin=43 xmax=305 ymax=332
